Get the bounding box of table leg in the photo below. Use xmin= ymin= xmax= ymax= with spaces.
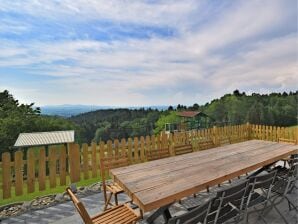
xmin=146 ymin=203 xmax=173 ymax=224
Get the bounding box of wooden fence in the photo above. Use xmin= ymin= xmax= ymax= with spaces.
xmin=1 ymin=124 xmax=297 ymax=199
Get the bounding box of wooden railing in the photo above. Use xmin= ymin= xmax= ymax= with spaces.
xmin=1 ymin=123 xmax=297 ymax=199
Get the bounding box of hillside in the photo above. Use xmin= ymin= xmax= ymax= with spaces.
xmin=1 ymin=89 xmax=297 ymax=152
xmin=69 ymin=108 xmax=161 ymax=143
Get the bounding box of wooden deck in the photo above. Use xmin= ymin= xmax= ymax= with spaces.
xmin=110 ymin=140 xmax=298 ymax=212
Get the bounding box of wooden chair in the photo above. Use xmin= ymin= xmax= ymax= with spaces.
xmin=100 ymin=155 xmax=129 ymax=210
xmin=207 ymin=179 xmax=250 ymax=224
xmin=198 ymin=138 xmax=214 ymax=151
xmin=278 ymin=138 xmax=297 ymax=144
xmin=218 ymin=136 xmax=231 ymax=146
xmin=278 ymin=138 xmax=297 ymax=167
xmin=66 ymin=187 xmax=140 ymax=224
xmin=174 ymin=144 xmax=193 ymax=156
xmin=146 ymin=147 xmax=170 ymax=161
xmin=168 ymin=199 xmax=212 ymax=224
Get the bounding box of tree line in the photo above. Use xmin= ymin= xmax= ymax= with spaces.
xmin=0 ymin=89 xmax=296 ymax=153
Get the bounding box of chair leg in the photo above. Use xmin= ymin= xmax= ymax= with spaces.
xmin=114 ymin=194 xmax=118 ymax=205
xmin=104 ymin=192 xmax=113 ymax=210
xmin=285 ymin=196 xmax=297 ymax=211
xmin=271 ymin=203 xmax=289 ymax=224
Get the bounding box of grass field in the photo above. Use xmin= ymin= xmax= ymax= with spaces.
xmin=0 ymin=173 xmax=101 ymax=207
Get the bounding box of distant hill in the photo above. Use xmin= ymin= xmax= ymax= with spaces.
xmin=40 ymin=105 xmax=169 ymax=117
xmin=69 ymin=108 xmax=162 ymax=143
xmin=40 ymin=105 xmax=114 ymax=117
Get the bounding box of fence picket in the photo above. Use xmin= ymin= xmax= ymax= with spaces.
xmin=91 ymin=142 xmax=97 ymax=178
xmin=82 ymin=143 xmax=89 ymax=180
xmin=14 ymin=150 xmax=23 ymax=196
xmin=69 ymin=143 xmax=80 ymax=183
xmin=59 ymin=145 xmax=67 ymax=186
xmin=1 ymin=124 xmax=297 ymax=200
xmin=134 ymin=137 xmax=139 ymax=162
xmin=27 ymin=148 xmax=35 ymax=193
xmin=38 ymin=148 xmax=46 ymax=190
xmin=49 ymin=146 xmax=57 ymax=188
xmin=140 ymin=136 xmax=145 ymax=162
xmin=2 ymin=152 xmax=11 ymax=199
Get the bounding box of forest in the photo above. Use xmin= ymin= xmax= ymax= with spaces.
xmin=0 ymin=89 xmax=297 ymax=153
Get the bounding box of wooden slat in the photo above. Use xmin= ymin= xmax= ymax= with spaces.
xmin=134 ymin=137 xmax=139 ymax=162
xmin=99 ymin=141 xmax=105 ymax=161
xmin=2 ymin=152 xmax=11 ymax=199
xmin=114 ymin=139 xmax=119 ymax=157
xmin=27 ymin=148 xmax=35 ymax=193
xmin=14 ymin=150 xmax=23 ymax=196
xmin=82 ymin=143 xmax=89 ymax=180
xmin=174 ymin=144 xmax=193 ymax=155
xmin=111 ymin=140 xmax=297 ymax=212
xmin=49 ymin=146 xmax=57 ymax=188
xmin=38 ymin=147 xmax=46 ymax=190
xmin=59 ymin=145 xmax=67 ymax=185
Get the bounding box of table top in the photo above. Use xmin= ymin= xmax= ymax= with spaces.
xmin=110 ymin=140 xmax=297 ymax=212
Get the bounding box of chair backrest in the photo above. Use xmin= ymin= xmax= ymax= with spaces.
xmin=210 ymin=180 xmax=250 ymax=224
xmin=198 ymin=138 xmax=214 ymax=151
xmin=147 ymin=147 xmax=170 ymax=161
xmin=174 ymin=144 xmax=193 ymax=156
xmin=249 ymin=170 xmax=277 ymax=191
xmin=288 ymin=154 xmax=298 ymax=168
xmin=218 ymin=136 xmax=231 ymax=146
xmin=100 ymin=155 xmax=130 ymax=202
xmin=278 ymin=138 xmax=297 ymax=144
xmin=288 ymin=163 xmax=298 ymax=179
xmin=248 ymin=170 xmax=277 ymax=203
xmin=215 ymin=180 xmax=249 ymax=209
xmin=66 ymin=187 xmax=92 ymax=224
xmin=168 ymin=199 xmax=212 ymax=224
xmin=100 ymin=155 xmax=130 ymax=180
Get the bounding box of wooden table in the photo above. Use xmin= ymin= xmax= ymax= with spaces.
xmin=110 ymin=140 xmax=297 ymax=213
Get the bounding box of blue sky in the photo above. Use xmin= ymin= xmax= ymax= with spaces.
xmin=0 ymin=0 xmax=297 ymax=106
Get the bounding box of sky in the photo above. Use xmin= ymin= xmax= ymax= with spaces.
xmin=0 ymin=0 xmax=297 ymax=107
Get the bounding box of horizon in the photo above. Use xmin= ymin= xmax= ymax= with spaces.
xmin=38 ymin=89 xmax=297 ymax=108
xmin=0 ymin=1 xmax=297 ymax=106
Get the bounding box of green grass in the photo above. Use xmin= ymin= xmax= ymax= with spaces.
xmin=0 ymin=173 xmax=101 ymax=207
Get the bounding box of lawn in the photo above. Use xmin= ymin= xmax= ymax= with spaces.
xmin=0 ymin=173 xmax=101 ymax=207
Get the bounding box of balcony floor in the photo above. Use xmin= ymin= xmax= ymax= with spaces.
xmin=1 ymin=180 xmax=297 ymax=224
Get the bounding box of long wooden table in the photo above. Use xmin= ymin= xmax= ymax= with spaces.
xmin=110 ymin=140 xmax=297 ymax=213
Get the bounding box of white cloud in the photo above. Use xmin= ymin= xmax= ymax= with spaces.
xmin=0 ymin=0 xmax=296 ymax=106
